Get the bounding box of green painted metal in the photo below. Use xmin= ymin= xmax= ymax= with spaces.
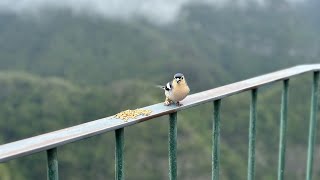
xmin=212 ymin=100 xmax=221 ymax=180
xmin=248 ymin=88 xmax=258 ymax=180
xmin=47 ymin=148 xmax=58 ymax=180
xmin=115 ymin=128 xmax=125 ymax=180
xmin=277 ymin=79 xmax=289 ymax=180
xmin=306 ymin=71 xmax=320 ymax=180
xmin=169 ymin=112 xmax=177 ymax=180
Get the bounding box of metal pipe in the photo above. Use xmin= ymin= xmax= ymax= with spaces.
xmin=248 ymin=88 xmax=258 ymax=180
xmin=169 ymin=112 xmax=178 ymax=180
xmin=212 ymin=100 xmax=221 ymax=180
xmin=277 ymin=79 xmax=289 ymax=180
xmin=47 ymin=148 xmax=59 ymax=180
xmin=115 ymin=128 xmax=125 ymax=180
xmin=306 ymin=71 xmax=319 ymax=180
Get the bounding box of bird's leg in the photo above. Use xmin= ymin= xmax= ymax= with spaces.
xmin=164 ymin=97 xmax=173 ymax=106
xmin=176 ymin=101 xmax=183 ymax=106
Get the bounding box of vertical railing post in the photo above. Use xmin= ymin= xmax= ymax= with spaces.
xmin=212 ymin=100 xmax=221 ymax=180
xmin=277 ymin=79 xmax=289 ymax=180
xmin=47 ymin=148 xmax=59 ymax=180
xmin=115 ymin=128 xmax=125 ymax=180
xmin=169 ymin=112 xmax=178 ymax=180
xmin=306 ymin=71 xmax=319 ymax=180
xmin=248 ymin=88 xmax=258 ymax=180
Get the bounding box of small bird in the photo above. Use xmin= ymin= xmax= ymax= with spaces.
xmin=158 ymin=73 xmax=190 ymax=106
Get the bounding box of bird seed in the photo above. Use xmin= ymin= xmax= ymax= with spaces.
xmin=114 ymin=109 xmax=152 ymax=121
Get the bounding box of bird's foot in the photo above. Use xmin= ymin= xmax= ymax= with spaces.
xmin=164 ymin=101 xmax=171 ymax=106
xmin=164 ymin=98 xmax=174 ymax=106
xmin=176 ymin=101 xmax=183 ymax=106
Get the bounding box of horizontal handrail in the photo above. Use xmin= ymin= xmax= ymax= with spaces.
xmin=0 ymin=64 xmax=319 ymax=163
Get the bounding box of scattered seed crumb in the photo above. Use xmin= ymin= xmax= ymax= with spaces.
xmin=114 ymin=109 xmax=152 ymax=121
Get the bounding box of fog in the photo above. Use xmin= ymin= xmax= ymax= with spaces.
xmin=0 ymin=0 xmax=305 ymax=24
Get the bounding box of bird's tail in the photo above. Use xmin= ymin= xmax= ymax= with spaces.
xmin=155 ymin=85 xmax=165 ymax=90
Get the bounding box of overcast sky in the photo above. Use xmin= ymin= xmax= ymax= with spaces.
xmin=0 ymin=0 xmax=306 ymax=24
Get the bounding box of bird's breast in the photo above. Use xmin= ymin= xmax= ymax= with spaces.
xmin=170 ymin=85 xmax=190 ymax=102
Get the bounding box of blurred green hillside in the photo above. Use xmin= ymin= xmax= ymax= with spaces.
xmin=0 ymin=2 xmax=320 ymax=180
xmin=0 ymin=3 xmax=319 ymax=90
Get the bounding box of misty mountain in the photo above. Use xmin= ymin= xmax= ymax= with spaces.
xmin=0 ymin=0 xmax=305 ymax=24
xmin=0 ymin=2 xmax=318 ymax=91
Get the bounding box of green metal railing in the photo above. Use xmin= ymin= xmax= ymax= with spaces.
xmin=0 ymin=65 xmax=319 ymax=180
xmin=277 ymin=79 xmax=289 ymax=180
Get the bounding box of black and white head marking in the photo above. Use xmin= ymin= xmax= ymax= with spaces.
xmin=174 ymin=73 xmax=184 ymax=79
xmin=174 ymin=73 xmax=184 ymax=83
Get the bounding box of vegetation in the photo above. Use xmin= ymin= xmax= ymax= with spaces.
xmin=0 ymin=2 xmax=319 ymax=180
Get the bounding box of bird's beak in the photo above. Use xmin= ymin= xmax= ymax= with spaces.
xmin=176 ymin=79 xmax=181 ymax=83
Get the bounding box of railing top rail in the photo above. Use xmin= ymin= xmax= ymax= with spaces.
xmin=0 ymin=64 xmax=319 ymax=163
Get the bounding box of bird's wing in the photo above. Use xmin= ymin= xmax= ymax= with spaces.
xmin=156 ymin=81 xmax=173 ymax=91
xmin=164 ymin=81 xmax=173 ymax=91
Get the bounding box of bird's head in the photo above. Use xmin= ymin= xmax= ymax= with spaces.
xmin=174 ymin=73 xmax=185 ymax=84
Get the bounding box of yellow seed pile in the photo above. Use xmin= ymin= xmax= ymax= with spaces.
xmin=114 ymin=109 xmax=152 ymax=121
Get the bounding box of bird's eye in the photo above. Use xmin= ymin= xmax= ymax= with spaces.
xmin=181 ymin=77 xmax=184 ymax=80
